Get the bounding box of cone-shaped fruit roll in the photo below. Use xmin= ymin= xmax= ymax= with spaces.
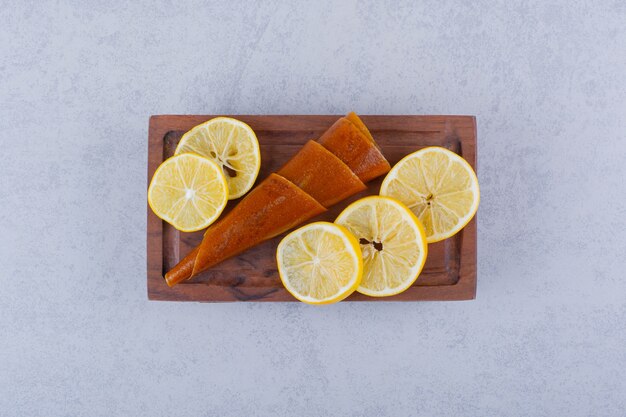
xmin=164 ymin=114 xmax=390 ymax=287
xmin=165 ymin=173 xmax=326 ymax=286
xmin=317 ymin=116 xmax=391 ymax=183
xmin=277 ymin=140 xmax=366 ymax=208
xmin=345 ymin=111 xmax=375 ymax=144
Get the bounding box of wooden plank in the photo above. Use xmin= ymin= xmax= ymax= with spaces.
xmin=147 ymin=115 xmax=477 ymax=302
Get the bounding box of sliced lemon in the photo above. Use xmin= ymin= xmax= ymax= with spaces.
xmin=380 ymin=147 xmax=479 ymax=243
xmin=335 ymin=196 xmax=427 ymax=297
xmin=148 ymin=153 xmax=228 ymax=232
xmin=277 ymin=222 xmax=363 ymax=305
xmin=175 ymin=117 xmax=261 ymax=199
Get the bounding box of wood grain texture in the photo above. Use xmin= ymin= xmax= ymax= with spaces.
xmin=147 ymin=115 xmax=477 ymax=302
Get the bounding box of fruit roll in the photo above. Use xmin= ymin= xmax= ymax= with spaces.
xmin=165 ymin=113 xmax=389 ymax=287
xmin=345 ymin=111 xmax=375 ymax=144
xmin=165 ymin=173 xmax=326 ymax=287
xmin=317 ymin=116 xmax=391 ymax=183
xmin=277 ymin=140 xmax=366 ymax=208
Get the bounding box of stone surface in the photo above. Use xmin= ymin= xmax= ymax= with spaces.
xmin=1 ymin=1 xmax=626 ymax=416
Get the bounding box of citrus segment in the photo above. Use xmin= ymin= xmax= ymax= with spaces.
xmin=335 ymin=196 xmax=427 ymax=297
xmin=176 ymin=117 xmax=261 ymax=199
xmin=380 ymin=147 xmax=479 ymax=243
xmin=277 ymin=222 xmax=362 ymax=304
xmin=148 ymin=153 xmax=228 ymax=232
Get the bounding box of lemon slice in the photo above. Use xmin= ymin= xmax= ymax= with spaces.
xmin=176 ymin=117 xmax=261 ymax=199
xmin=276 ymin=222 xmax=363 ymax=305
xmin=335 ymin=196 xmax=427 ymax=297
xmin=380 ymin=147 xmax=479 ymax=243
xmin=148 ymin=153 xmax=228 ymax=232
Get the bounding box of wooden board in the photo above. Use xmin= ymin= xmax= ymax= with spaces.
xmin=147 ymin=115 xmax=477 ymax=302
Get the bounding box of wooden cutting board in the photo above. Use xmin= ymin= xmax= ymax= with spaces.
xmin=147 ymin=115 xmax=477 ymax=302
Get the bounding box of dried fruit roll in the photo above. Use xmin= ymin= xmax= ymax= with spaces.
xmin=164 ymin=114 xmax=390 ymax=287
xmin=345 ymin=111 xmax=376 ymax=144
xmin=277 ymin=140 xmax=366 ymax=207
xmin=165 ymin=174 xmax=326 ymax=287
xmin=317 ymin=116 xmax=391 ymax=183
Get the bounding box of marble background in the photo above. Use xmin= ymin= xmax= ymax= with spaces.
xmin=2 ymin=1 xmax=625 ymax=416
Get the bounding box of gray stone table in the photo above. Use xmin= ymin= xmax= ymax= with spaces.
xmin=2 ymin=1 xmax=625 ymax=416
